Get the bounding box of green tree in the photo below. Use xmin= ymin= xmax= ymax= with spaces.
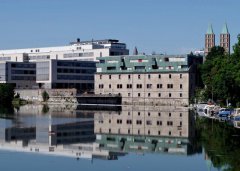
xmin=0 ymin=84 xmax=14 ymax=106
xmin=42 ymin=91 xmax=49 ymax=102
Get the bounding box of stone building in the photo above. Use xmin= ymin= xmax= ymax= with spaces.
xmin=95 ymin=54 xmax=201 ymax=106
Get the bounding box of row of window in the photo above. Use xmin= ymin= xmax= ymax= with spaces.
xmin=57 ymin=68 xmax=95 ymax=74
xmin=102 ymin=129 xmax=182 ymax=136
xmin=98 ymin=84 xmax=183 ymax=89
xmin=100 ymin=74 xmax=183 ymax=80
xmin=104 ymin=120 xmax=181 ymax=126
xmin=131 ymin=92 xmax=183 ymax=98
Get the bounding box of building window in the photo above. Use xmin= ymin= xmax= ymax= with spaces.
xmin=148 ymin=130 xmax=150 ymax=135
xmin=180 ymin=74 xmax=182 ymax=79
xmin=126 ymin=120 xmax=132 ymax=124
xmin=138 ymin=112 xmax=141 ymax=116
xmin=180 ymin=93 xmax=182 ymax=97
xmin=137 ymin=84 xmax=142 ymax=89
xmin=109 ymin=75 xmax=111 ymax=79
xmin=146 ymin=120 xmax=152 ymax=125
xmin=180 ymin=113 xmax=182 ymax=117
xmin=157 ymin=84 xmax=162 ymax=89
xmin=180 ymin=84 xmax=183 ymax=89
xmin=128 ymin=75 xmax=131 ymax=79
xmin=158 ymin=93 xmax=161 ymax=97
xmin=147 ymin=84 xmax=152 ymax=89
xmin=180 ymin=121 xmax=182 ymax=126
xmin=167 ymin=84 xmax=173 ymax=89
xmin=109 ymin=84 xmax=111 ymax=88
xmin=136 ymin=120 xmax=142 ymax=125
xmin=128 ymin=93 xmax=131 ymax=97
xmin=117 ymin=84 xmax=122 ymax=89
xmin=169 ymin=113 xmax=171 ymax=117
xmin=157 ymin=121 xmax=162 ymax=125
xmin=138 ymin=75 xmax=141 ymax=79
xmin=109 ymin=119 xmax=111 ymax=123
xmin=127 ymin=84 xmax=132 ymax=89
xmin=148 ymin=112 xmax=151 ymax=116
xmin=117 ymin=119 xmax=122 ymax=124
xmin=169 ymin=74 xmax=172 ymax=79
xmin=128 ymin=129 xmax=131 ymax=134
xmin=148 ymin=93 xmax=151 ymax=97
xmin=138 ymin=130 xmax=140 ymax=135
xmin=119 ymin=75 xmax=121 ymax=79
xmin=100 ymin=75 xmax=102 ymax=79
xmin=148 ymin=74 xmax=151 ymax=79
xmin=179 ymin=131 xmax=182 ymax=136
xmin=99 ymin=84 xmax=104 ymax=89
xmin=169 ymin=93 xmax=171 ymax=97
xmin=138 ymin=93 xmax=141 ymax=97
xmin=158 ymin=112 xmax=161 ymax=117
xmin=169 ymin=131 xmax=171 ymax=136
xmin=109 ymin=129 xmax=111 ymax=133
xmin=158 ymin=131 xmax=161 ymax=135
xmin=167 ymin=121 xmax=173 ymax=126
xmin=158 ymin=74 xmax=161 ymax=79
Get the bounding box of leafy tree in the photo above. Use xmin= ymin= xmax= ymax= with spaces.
xmin=42 ymin=90 xmax=49 ymax=102
xmin=0 ymin=84 xmax=14 ymax=106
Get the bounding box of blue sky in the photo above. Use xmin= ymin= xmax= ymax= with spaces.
xmin=0 ymin=0 xmax=239 ymax=54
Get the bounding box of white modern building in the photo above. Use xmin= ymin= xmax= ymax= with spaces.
xmin=0 ymin=39 xmax=129 ymax=62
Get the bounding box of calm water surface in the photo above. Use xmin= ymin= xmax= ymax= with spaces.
xmin=0 ymin=104 xmax=239 ymax=171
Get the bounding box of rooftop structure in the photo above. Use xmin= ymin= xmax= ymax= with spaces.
xmin=0 ymin=39 xmax=129 ymax=62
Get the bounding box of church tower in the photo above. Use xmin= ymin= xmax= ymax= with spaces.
xmin=220 ymin=23 xmax=230 ymax=54
xmin=205 ymin=24 xmax=215 ymax=56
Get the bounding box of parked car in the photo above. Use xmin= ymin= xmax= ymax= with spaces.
xmin=218 ymin=108 xmax=233 ymax=117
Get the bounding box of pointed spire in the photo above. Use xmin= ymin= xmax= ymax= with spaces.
xmin=206 ymin=24 xmax=214 ymax=34
xmin=133 ymin=46 xmax=138 ymax=55
xmin=221 ymin=23 xmax=229 ymax=34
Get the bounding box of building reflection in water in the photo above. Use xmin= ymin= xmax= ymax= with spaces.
xmin=94 ymin=106 xmax=196 ymax=156
xmin=0 ymin=105 xmax=196 ymax=160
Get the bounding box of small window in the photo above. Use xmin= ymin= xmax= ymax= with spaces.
xmin=138 ymin=75 xmax=141 ymax=79
xmin=128 ymin=75 xmax=131 ymax=79
xmin=148 ymin=74 xmax=151 ymax=79
xmin=169 ymin=74 xmax=172 ymax=79
xmin=169 ymin=113 xmax=171 ymax=117
xmin=180 ymin=113 xmax=182 ymax=117
xmin=180 ymin=74 xmax=182 ymax=79
xmin=128 ymin=93 xmax=131 ymax=97
xmin=158 ymin=112 xmax=161 ymax=117
xmin=119 ymin=75 xmax=121 ymax=79
xmin=180 ymin=84 xmax=183 ymax=89
xmin=148 ymin=93 xmax=151 ymax=97
xmin=158 ymin=93 xmax=161 ymax=97
xmin=109 ymin=84 xmax=111 ymax=88
xmin=169 ymin=93 xmax=172 ymax=97
xmin=109 ymin=75 xmax=111 ymax=79
xmin=100 ymin=75 xmax=102 ymax=79
xmin=138 ymin=93 xmax=141 ymax=97
xmin=158 ymin=74 xmax=161 ymax=79
xmin=180 ymin=93 xmax=182 ymax=97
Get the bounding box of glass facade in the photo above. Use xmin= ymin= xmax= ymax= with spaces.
xmin=36 ymin=61 xmax=50 ymax=81
xmin=0 ymin=63 xmax=6 ymax=81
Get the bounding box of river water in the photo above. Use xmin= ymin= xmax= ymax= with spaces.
xmin=0 ymin=104 xmax=239 ymax=171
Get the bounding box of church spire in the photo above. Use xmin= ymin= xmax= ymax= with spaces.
xmin=221 ymin=23 xmax=229 ymax=34
xmin=206 ymin=24 xmax=214 ymax=34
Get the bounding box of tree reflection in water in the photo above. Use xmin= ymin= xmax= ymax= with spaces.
xmin=196 ymin=117 xmax=240 ymax=171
